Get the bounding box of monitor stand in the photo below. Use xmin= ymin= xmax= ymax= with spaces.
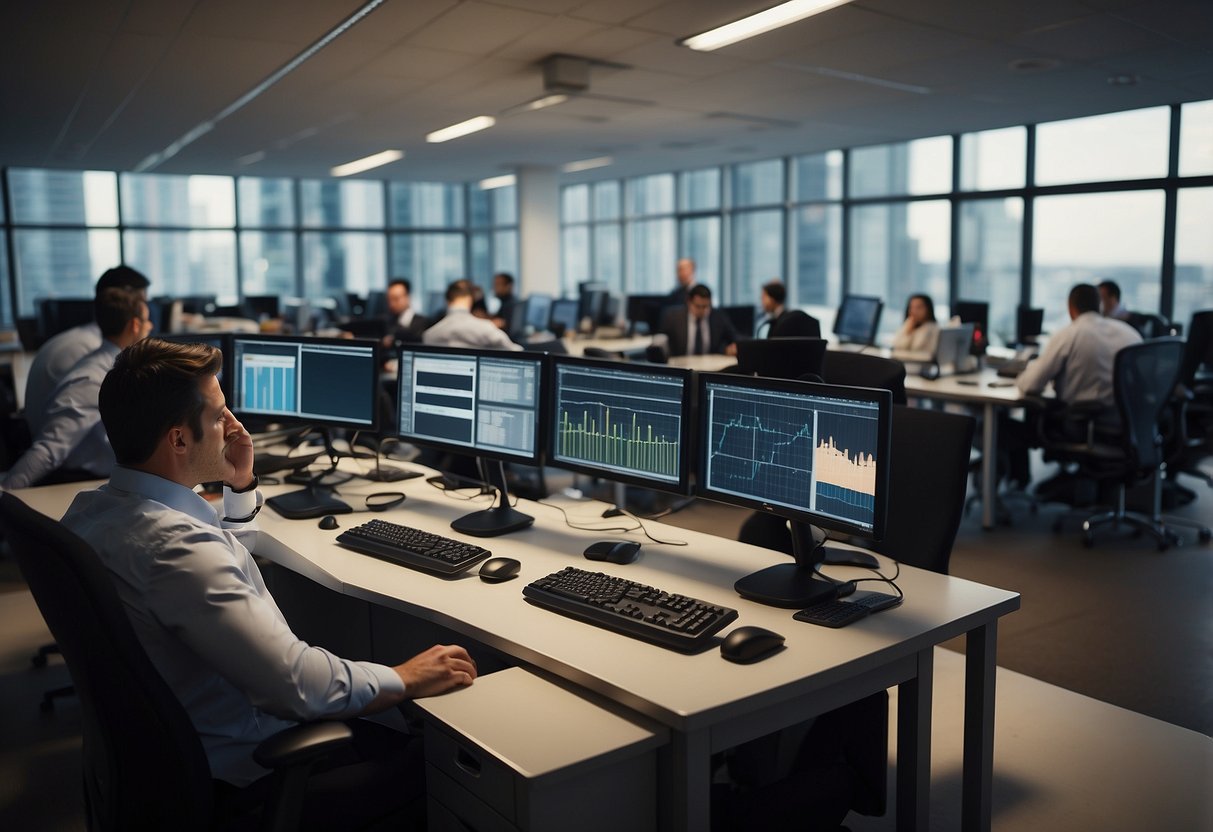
xmin=450 ymin=460 xmax=534 ymax=538
xmin=264 ymin=429 xmax=353 ymax=520
xmin=734 ymin=521 xmax=840 ymax=608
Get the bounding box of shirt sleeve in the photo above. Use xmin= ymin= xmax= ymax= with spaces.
xmin=1016 ymin=329 xmax=1067 ymax=397
xmin=145 ymin=522 xmax=404 ymax=721
xmin=1 ymin=376 xmax=102 ymax=490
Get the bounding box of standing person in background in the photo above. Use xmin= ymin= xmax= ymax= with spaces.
xmin=667 ymin=258 xmax=697 ymax=305
xmin=891 ymin=294 xmax=940 ymax=359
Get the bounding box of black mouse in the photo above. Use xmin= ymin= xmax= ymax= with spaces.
xmin=318 ymin=515 xmax=340 ymax=530
xmin=720 ymin=626 xmax=785 ymax=664
xmin=583 ymin=540 xmax=641 ymax=564
xmin=478 ymin=557 xmax=521 ymax=583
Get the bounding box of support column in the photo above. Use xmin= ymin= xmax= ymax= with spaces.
xmin=516 ymin=165 xmax=561 ymax=296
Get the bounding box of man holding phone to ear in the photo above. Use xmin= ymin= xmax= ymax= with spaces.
xmin=61 ymin=338 xmax=476 ymax=827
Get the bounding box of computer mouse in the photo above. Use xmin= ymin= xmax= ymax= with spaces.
xmin=720 ymin=626 xmax=786 ymax=664
xmin=919 ymin=363 xmax=940 ymax=380
xmin=318 ymin=515 xmax=340 ymax=530
xmin=478 ymin=557 xmax=522 ymax=583
xmin=583 ymin=540 xmax=641 ymax=564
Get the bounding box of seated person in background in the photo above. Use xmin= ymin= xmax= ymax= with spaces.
xmin=757 ymin=279 xmax=787 ymax=338
xmin=24 ymin=265 xmax=150 ymax=436
xmin=62 ymin=338 xmax=476 ymax=824
xmin=382 ymin=277 xmax=429 ymax=348
xmin=659 ymin=284 xmax=738 ymax=357
xmin=423 ymin=279 xmax=522 ymax=351
xmin=2 ymin=287 xmax=151 ymax=490
xmin=890 ymin=293 xmax=940 ymax=360
xmin=489 ymin=272 xmax=520 ymax=330
xmin=1097 ymin=280 xmax=1132 ymax=321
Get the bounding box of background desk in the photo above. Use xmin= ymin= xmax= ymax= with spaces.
xmin=16 ymin=473 xmax=1019 ymax=831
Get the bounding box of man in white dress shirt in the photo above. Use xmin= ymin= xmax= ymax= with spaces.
xmin=422 ymin=279 xmax=521 ymax=351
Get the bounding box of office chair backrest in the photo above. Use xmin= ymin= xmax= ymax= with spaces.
xmin=820 ymin=351 xmax=908 ymax=405
xmin=1125 ymin=312 xmax=1172 ymax=340
xmin=0 ymin=493 xmax=215 ymax=831
xmin=736 ymin=337 xmax=827 ymax=380
xmin=1180 ymin=310 xmax=1213 ymax=386
xmin=1114 ymin=338 xmax=1185 ymax=473
xmin=770 ymin=309 xmax=822 ymax=338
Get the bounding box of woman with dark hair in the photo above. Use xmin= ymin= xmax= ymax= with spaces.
xmin=891 ymin=293 xmax=940 ymax=357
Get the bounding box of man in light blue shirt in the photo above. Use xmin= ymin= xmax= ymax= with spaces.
xmin=61 ymin=338 xmax=476 ymax=820
xmin=423 ymin=279 xmax=522 ymax=351
xmin=23 ymin=265 xmax=150 ymax=436
xmin=2 ymin=287 xmax=152 ymax=490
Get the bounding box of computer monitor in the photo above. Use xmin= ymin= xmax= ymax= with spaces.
xmin=720 ymin=305 xmax=757 ymax=338
xmin=578 ymin=281 xmax=610 ymax=327
xmin=934 ymin=323 xmax=977 ymax=374
xmin=524 ymin=294 xmax=553 ymax=333
xmin=506 ymin=301 xmax=530 ymax=341
xmin=1016 ymin=306 xmax=1044 ymax=345
xmin=37 ymin=298 xmax=95 ymax=340
xmin=696 ymin=373 xmax=892 ymax=608
xmin=833 ymin=295 xmax=883 ymax=346
xmin=178 ymin=295 xmax=217 ymax=316
xmin=158 ymin=333 xmax=233 ymax=401
xmin=952 ymin=300 xmax=989 ymax=355
xmin=547 ymin=356 xmax=693 ymax=494
xmin=396 ymin=344 xmax=546 ymax=536
xmin=549 ymin=299 xmax=580 ymax=337
xmin=625 ymin=294 xmax=667 ymax=335
xmin=242 ymin=294 xmax=281 ymax=320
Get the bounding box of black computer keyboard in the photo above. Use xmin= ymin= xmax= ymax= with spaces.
xmin=335 ymin=519 xmax=491 ymax=576
xmin=523 ymin=566 xmax=739 ymax=652
xmin=793 ymin=591 xmax=902 ymax=628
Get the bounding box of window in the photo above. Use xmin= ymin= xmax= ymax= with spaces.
xmin=124 ymin=230 xmax=238 ymax=299
xmin=679 ymin=168 xmax=721 ymax=211
xmin=1179 ymin=100 xmax=1213 ymax=177
xmin=959 ymin=198 xmax=1023 ymax=345
xmin=1175 ymin=188 xmax=1213 ymax=323
xmin=301 ymin=232 xmax=386 ymax=298
xmin=733 ymin=160 xmax=783 ymax=207
xmin=1035 ymin=107 xmax=1169 ymax=186
xmin=792 ymin=151 xmax=842 ymax=202
xmin=9 ymin=169 xmax=118 ymax=226
xmin=593 ymin=181 xmax=621 ymax=220
xmin=680 ymin=216 xmax=721 ymax=293
xmin=240 ymin=231 xmax=297 ymax=298
xmin=562 ymin=226 xmax=590 ymax=290
xmin=390 ymin=233 xmax=464 ymax=301
xmin=850 ymin=136 xmax=951 ymax=198
xmin=731 ymin=210 xmax=782 ymax=306
xmin=13 ymin=229 xmax=121 ymax=315
xmin=593 ymin=224 xmax=623 ymax=288
xmin=626 ymin=174 xmax=674 ymax=217
xmin=300 ymin=180 xmax=383 ymax=228
xmin=626 ymin=218 xmax=675 ymax=293
xmin=790 ymin=204 xmax=842 ymax=309
xmin=238 ymin=177 xmax=295 ymax=227
xmin=960 ymin=127 xmax=1027 ymax=191
xmin=0 ymin=231 xmax=10 ymax=326
xmin=1033 ymin=191 xmax=1165 ymax=332
xmin=562 ymin=185 xmax=590 ymax=224
xmin=389 ymin=182 xmax=463 ymax=228
xmin=121 ymin=174 xmax=234 ymax=227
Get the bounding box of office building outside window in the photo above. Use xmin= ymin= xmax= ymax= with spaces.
xmin=1179 ymin=100 xmax=1213 ymax=177
xmin=960 ymin=128 xmax=1026 ymax=192
xmin=960 ymin=198 xmax=1023 ymax=344
xmin=1035 ymin=107 xmax=1169 ymax=186
xmin=1175 ymin=188 xmax=1213 ymax=322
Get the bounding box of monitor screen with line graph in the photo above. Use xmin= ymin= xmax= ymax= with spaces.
xmin=547 ymin=355 xmax=693 ymax=494
xmin=696 ymin=373 xmax=891 ymax=607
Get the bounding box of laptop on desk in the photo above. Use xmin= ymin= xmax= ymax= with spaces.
xmin=893 ymin=323 xmax=977 ymax=377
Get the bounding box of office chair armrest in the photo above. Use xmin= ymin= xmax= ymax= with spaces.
xmin=253 ymin=721 xmax=354 ymax=770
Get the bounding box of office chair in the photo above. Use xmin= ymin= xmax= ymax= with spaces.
xmin=0 ymin=492 xmax=355 ymax=832
xmin=820 ymin=351 xmax=908 ymax=405
xmin=1171 ymin=310 xmax=1213 ymax=490
xmin=734 ymin=337 xmax=827 ymax=380
xmin=769 ymin=310 xmax=822 ymax=338
xmin=1125 ymin=312 xmax=1173 ymax=339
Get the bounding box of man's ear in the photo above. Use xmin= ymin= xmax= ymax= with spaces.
xmin=168 ymin=426 xmax=188 ymax=454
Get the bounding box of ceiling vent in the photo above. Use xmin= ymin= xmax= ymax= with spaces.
xmin=542 ymin=55 xmax=591 ymax=94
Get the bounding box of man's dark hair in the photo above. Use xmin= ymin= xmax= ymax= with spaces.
xmin=493 ymin=272 xmax=515 ymax=288
xmin=1097 ymin=280 xmax=1121 ymax=301
xmin=95 ymin=265 xmax=150 ymax=294
xmin=762 ymin=280 xmax=786 ymax=305
xmin=446 ymin=279 xmax=474 ymax=303
xmin=94 ymin=287 xmax=145 ymax=338
xmin=388 ymin=278 xmax=411 ymax=294
xmin=688 ymin=284 xmax=713 ymax=302
xmin=99 ymin=338 xmax=223 ymax=465
xmin=1070 ymin=284 xmax=1101 ymax=315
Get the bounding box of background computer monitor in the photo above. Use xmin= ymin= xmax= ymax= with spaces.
xmin=934 ymin=323 xmax=977 ymax=373
xmin=158 ymin=333 xmax=233 ymax=401
xmin=833 ymin=295 xmax=883 ymax=346
xmin=1016 ymin=306 xmax=1044 ymax=345
xmin=547 ymin=356 xmax=693 ymax=494
xmin=242 ymin=294 xmax=281 ymax=320
xmin=549 ymin=299 xmax=580 ymax=336
xmin=524 ymin=294 xmax=553 ymax=333
xmin=696 ymin=373 xmax=891 ymax=607
xmin=36 ymin=298 xmax=95 ymax=341
xmin=177 ymin=295 xmax=217 ymax=316
xmin=952 ymin=300 xmax=989 ymax=355
xmin=578 ymin=281 xmax=610 ymax=328
xmin=625 ymin=294 xmax=667 ymax=335
xmin=720 ymin=305 xmax=757 ymax=338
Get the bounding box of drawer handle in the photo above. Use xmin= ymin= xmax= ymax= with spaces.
xmin=455 ymin=747 xmax=482 ymax=778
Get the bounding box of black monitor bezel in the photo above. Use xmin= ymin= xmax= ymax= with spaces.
xmin=833 ymin=294 xmax=884 ymax=346
xmin=694 ymin=373 xmax=891 ymax=541
xmin=157 ymin=332 xmax=234 ymax=403
xmin=546 ymin=355 xmax=694 ymax=495
xmin=953 ymin=299 xmax=990 ymax=355
xmin=229 ymin=333 xmax=382 ymax=432
xmin=393 ymin=343 xmax=548 ymax=466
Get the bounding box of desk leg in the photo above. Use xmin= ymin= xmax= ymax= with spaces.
xmin=658 ymin=727 xmax=711 ymax=832
xmin=981 ymin=403 xmax=998 ymax=530
xmin=896 ymin=647 xmax=933 ymax=831
xmin=963 ymin=621 xmax=998 ymax=832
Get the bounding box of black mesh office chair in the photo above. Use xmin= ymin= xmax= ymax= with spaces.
xmin=769 ymin=310 xmax=822 ymax=338
xmin=1172 ymin=310 xmax=1213 ymax=489
xmin=734 ymin=337 xmax=827 ymax=379
xmin=0 ymin=492 xmax=355 ymax=832
xmin=1125 ymin=312 xmax=1173 ymax=339
xmin=820 ymin=351 xmax=908 ymax=405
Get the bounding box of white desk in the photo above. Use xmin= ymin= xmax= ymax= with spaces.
xmin=16 ymin=474 xmax=1018 ymax=831
xmin=667 ymin=354 xmax=736 ymax=372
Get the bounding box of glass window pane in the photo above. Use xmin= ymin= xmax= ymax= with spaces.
xmin=849 ymin=200 xmax=951 ymax=338
xmin=626 ymin=174 xmax=674 ymax=217
xmin=299 ymin=180 xmax=384 ymax=228
xmin=626 ymin=217 xmax=675 ymax=292
xmin=679 ymin=168 xmax=721 ymax=211
xmin=959 ymin=198 xmax=1023 ymax=345
xmin=389 ymin=232 xmax=465 ymax=302
xmin=1035 ymin=107 xmax=1169 ymax=186
xmin=240 ymin=231 xmax=297 ymax=298
xmin=120 ymin=173 xmax=234 ymax=227
xmin=593 ymin=224 xmax=622 ymax=289
xmin=301 ymin=232 xmax=386 ymax=297
xmin=960 ymin=127 xmax=1027 ymax=191
xmin=792 ymin=151 xmax=842 ymax=202
xmin=13 ymin=229 xmax=121 ymax=316
xmin=1175 ymin=188 xmax=1213 ymax=322
xmin=492 ymin=186 xmax=517 ymax=226
xmin=733 ymin=160 xmax=784 ymax=207
xmin=10 ymin=169 xmax=119 ymax=226
xmin=468 ymin=188 xmax=490 ymax=228
xmin=493 ymin=230 xmax=518 ymax=279
xmin=850 ymin=137 xmax=951 ymax=198
xmin=238 ymin=177 xmax=295 ymax=227
xmin=732 ymin=210 xmax=783 ymax=307
xmin=469 ymin=232 xmax=490 ymax=289
xmin=389 ymin=182 xmax=463 ymax=228
xmin=562 ymin=185 xmax=590 ymax=223
xmin=680 ymin=216 xmax=721 ymax=293
xmin=1032 ymin=190 xmax=1164 ymax=333
xmin=1179 ymin=99 xmax=1213 ymax=177
xmin=790 ymin=204 xmax=842 ymax=310
xmin=0 ymin=232 xmax=10 ymax=326
xmin=123 ymin=230 xmax=237 ymax=299
xmin=562 ymin=226 xmax=590 ymax=294
xmin=593 ymin=181 xmax=621 ymax=220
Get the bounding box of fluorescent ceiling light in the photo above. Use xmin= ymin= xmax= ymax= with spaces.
xmin=561 ymin=156 xmax=613 ymax=173
xmin=680 ymin=0 xmax=854 ymax=51
xmin=331 ymin=149 xmax=404 ymax=177
xmin=524 ymin=93 xmax=569 ymax=112
xmin=478 ymin=174 xmax=516 ymax=190
xmin=426 ymin=116 xmax=496 ymax=143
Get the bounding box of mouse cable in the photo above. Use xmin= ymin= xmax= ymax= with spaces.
xmin=814 ymin=560 xmax=904 ymax=600
xmin=535 ymin=500 xmax=687 ymax=545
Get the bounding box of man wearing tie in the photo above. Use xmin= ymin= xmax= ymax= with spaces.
xmin=659 ymin=284 xmax=738 ymax=357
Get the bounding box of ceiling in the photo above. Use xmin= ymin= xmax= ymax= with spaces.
xmin=2 ymin=0 xmax=1211 ymax=184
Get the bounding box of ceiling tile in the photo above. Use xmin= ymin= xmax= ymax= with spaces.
xmin=407 ymin=1 xmax=556 ymax=55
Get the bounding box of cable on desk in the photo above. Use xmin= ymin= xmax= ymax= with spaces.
xmin=814 ymin=560 xmax=904 ymax=600
xmin=536 ymin=500 xmax=688 ymax=546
